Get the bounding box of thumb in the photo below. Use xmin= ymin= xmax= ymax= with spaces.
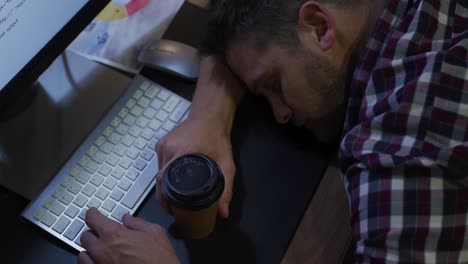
xmin=122 ymin=214 xmax=154 ymax=232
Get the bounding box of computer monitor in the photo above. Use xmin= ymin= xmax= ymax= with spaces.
xmin=0 ymin=0 xmax=110 ymax=119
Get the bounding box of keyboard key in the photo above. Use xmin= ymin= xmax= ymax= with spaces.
xmin=108 ymin=132 xmax=122 ymax=144
xmin=118 ymin=108 xmax=129 ymax=119
xmin=162 ymin=120 xmax=176 ymax=132
xmin=150 ymin=98 xmax=164 ymax=110
xmin=118 ymin=179 xmax=132 ymax=191
xmin=78 ymin=155 xmax=90 ymax=167
xmin=101 ymin=142 xmax=114 ymax=154
xmin=133 ymin=159 xmax=147 ymax=171
xmin=136 ymin=117 xmax=150 ymax=128
xmin=70 ymin=166 xmax=81 ymax=177
xmin=128 ymin=127 xmax=142 ymax=138
xmin=121 ymin=169 xmax=155 ymax=209
xmin=87 ymin=146 xmax=100 ymax=160
xmin=169 ymin=101 xmax=190 ymax=123
xmin=95 ymin=188 xmax=110 ymax=201
xmin=50 ymin=202 xmax=65 ymax=216
xmin=123 ymin=115 xmax=137 ymax=126
xmin=73 ymin=195 xmax=88 ymax=208
xmin=84 ymin=161 xmax=99 ymax=174
xmin=121 ymin=135 xmax=135 ymax=147
xmin=106 ymin=153 xmax=120 ymax=167
xmin=154 ymin=129 xmax=168 ymax=139
xmin=148 ymin=119 xmax=162 ymax=131
xmin=125 ymin=98 xmax=136 ymax=109
xmin=41 ymin=212 xmax=57 ymax=227
xmin=141 ymin=149 xmax=155 ymax=161
xmin=163 ymin=96 xmax=180 ymax=112
xmin=92 ymin=151 xmax=107 ymax=164
xmin=78 ymin=208 xmax=87 ymax=220
xmin=145 ymin=85 xmax=160 ymax=99
xmin=98 ymin=164 xmax=112 ymax=176
xmin=103 ymin=126 xmax=114 ymax=138
xmin=126 ymin=147 xmax=140 ymax=160
xmin=102 ymin=199 xmax=117 ymax=213
xmin=104 ymin=178 xmax=118 ymax=190
xmin=113 ymin=144 xmax=127 ymax=157
xmin=90 ymin=175 xmax=104 ymax=187
xmin=157 ymin=90 xmax=170 ymax=101
xmin=34 ymin=207 xmax=47 ymax=221
xmin=116 ymin=124 xmax=129 ymax=135
xmin=134 ymin=138 xmax=147 ymax=150
xmin=95 ymin=136 xmax=106 ymax=147
xmin=110 ymin=189 xmax=124 ymax=202
xmin=130 ymin=105 xmax=144 ymax=117
xmin=58 ymin=191 xmax=74 ymax=205
xmin=75 ymin=171 xmax=91 ymax=184
xmin=52 ymin=186 xmax=65 ymax=198
xmin=132 ymin=90 xmax=144 ymax=100
xmin=126 ymin=169 xmax=139 ymax=181
xmin=141 ymin=128 xmax=154 ymax=140
xmin=111 ymin=205 xmax=129 ymax=222
xmin=82 ymin=184 xmax=97 ymax=197
xmin=65 ymin=205 xmax=80 ymax=218
xmin=64 ymin=220 xmax=84 ymax=240
xmin=66 ymin=180 xmax=82 ymax=195
xmin=43 ymin=197 xmax=55 ymax=209
xmin=52 ymin=216 xmax=71 ymax=234
xmin=110 ymin=117 xmax=122 ymax=128
xmin=111 ymin=168 xmax=125 ymax=180
xmin=155 ymin=111 xmax=169 ymax=122
xmin=143 ymin=108 xmax=156 ymax=119
xmin=119 ymin=157 xmax=133 ymax=170
xmin=87 ymin=198 xmax=102 ymax=209
xmin=140 ymin=81 xmax=150 ymax=91
xmin=138 ymin=97 xmax=151 ymax=108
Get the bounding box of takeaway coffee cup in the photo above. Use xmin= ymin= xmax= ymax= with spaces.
xmin=162 ymin=153 xmax=224 ymax=239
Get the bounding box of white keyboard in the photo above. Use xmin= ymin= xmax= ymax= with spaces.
xmin=21 ymin=75 xmax=190 ymax=251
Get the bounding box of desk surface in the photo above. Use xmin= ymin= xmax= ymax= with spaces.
xmin=2 ymin=2 xmax=331 ymax=263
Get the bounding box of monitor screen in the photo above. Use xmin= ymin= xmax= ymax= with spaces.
xmin=0 ymin=0 xmax=109 ymax=108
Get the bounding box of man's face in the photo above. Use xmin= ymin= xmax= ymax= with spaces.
xmin=226 ymin=37 xmax=347 ymax=143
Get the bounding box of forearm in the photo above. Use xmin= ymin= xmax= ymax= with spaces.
xmin=189 ymin=55 xmax=245 ymax=136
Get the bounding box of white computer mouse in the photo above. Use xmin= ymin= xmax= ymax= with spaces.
xmin=138 ymin=39 xmax=200 ymax=81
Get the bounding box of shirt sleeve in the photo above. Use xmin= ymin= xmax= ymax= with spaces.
xmin=340 ymin=1 xmax=468 ymax=262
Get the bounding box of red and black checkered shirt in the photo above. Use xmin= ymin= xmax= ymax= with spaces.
xmin=340 ymin=0 xmax=467 ymax=262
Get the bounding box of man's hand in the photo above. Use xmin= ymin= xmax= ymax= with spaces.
xmin=155 ymin=117 xmax=236 ymax=218
xmin=154 ymin=56 xmax=242 ymax=219
xmin=78 ymin=208 xmax=179 ymax=264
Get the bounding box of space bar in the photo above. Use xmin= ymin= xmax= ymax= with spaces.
xmin=121 ymin=172 xmax=155 ymax=210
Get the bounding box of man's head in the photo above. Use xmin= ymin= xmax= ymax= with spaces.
xmin=204 ymin=0 xmax=373 ymax=143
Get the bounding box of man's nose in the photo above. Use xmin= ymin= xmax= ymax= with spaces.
xmin=266 ymin=94 xmax=292 ymax=124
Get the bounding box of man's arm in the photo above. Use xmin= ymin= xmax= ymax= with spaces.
xmin=155 ymin=55 xmax=245 ymax=218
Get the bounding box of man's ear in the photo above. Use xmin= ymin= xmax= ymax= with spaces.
xmin=298 ymin=1 xmax=335 ymax=51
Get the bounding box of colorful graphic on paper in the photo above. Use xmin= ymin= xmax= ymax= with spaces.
xmin=68 ymin=0 xmax=184 ymax=73
xmin=96 ymin=0 xmax=150 ymax=21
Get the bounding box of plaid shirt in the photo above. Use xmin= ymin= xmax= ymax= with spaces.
xmin=339 ymin=0 xmax=467 ymax=263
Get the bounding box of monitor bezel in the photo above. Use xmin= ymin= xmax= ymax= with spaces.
xmin=0 ymin=0 xmax=110 ymax=110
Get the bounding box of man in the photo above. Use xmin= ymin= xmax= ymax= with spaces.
xmin=78 ymin=0 xmax=467 ymax=263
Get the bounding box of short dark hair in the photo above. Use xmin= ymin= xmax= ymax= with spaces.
xmin=202 ymin=0 xmax=363 ymax=59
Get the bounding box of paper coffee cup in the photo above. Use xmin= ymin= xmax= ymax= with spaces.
xmin=162 ymin=153 xmax=224 ymax=239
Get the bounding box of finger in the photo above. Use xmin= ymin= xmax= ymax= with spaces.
xmin=156 ymin=163 xmax=172 ymax=214
xmin=85 ymin=207 xmax=122 ymax=238
xmin=122 ymin=214 xmax=166 ymax=236
xmin=77 ymin=251 xmax=94 ymax=264
xmin=80 ymin=230 xmax=109 ymax=264
xmin=217 ymin=158 xmax=236 ymax=218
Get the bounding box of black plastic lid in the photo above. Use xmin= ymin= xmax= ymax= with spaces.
xmin=162 ymin=153 xmax=224 ymax=210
